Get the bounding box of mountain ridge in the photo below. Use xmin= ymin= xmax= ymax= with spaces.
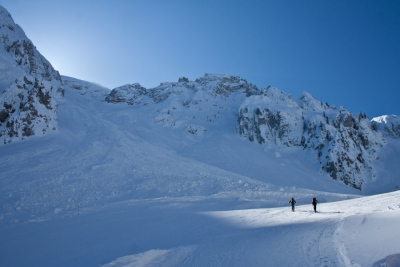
xmin=2 ymin=5 xmax=400 ymax=267
xmin=0 ymin=3 xmax=399 ymax=199
xmin=104 ymin=74 xmax=398 ymax=191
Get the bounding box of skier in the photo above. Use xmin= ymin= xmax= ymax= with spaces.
xmin=289 ymin=198 xmax=296 ymax=212
xmin=312 ymin=197 xmax=318 ymax=213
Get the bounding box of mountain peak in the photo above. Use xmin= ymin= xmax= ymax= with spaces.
xmin=297 ymin=91 xmax=333 ymax=111
xmin=0 ymin=6 xmax=63 ymax=144
xmin=0 ymin=5 xmax=16 ymax=27
xmin=372 ymin=114 xmax=399 ymax=124
xmin=372 ymin=114 xmax=400 ymax=138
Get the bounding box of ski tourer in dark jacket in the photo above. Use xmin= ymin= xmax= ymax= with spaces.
xmin=312 ymin=197 xmax=318 ymax=213
xmin=289 ymin=198 xmax=296 ymax=212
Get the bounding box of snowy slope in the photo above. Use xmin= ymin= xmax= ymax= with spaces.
xmin=1 ymin=73 xmax=399 ymax=267
xmin=0 ymin=76 xmax=358 ymax=224
xmin=1 ymin=188 xmax=399 ymax=267
xmin=1 ymin=3 xmax=399 ymax=193
xmin=1 ymin=5 xmax=400 ymax=267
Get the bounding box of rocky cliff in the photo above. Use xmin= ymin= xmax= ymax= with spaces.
xmin=238 ymin=87 xmax=386 ymax=189
xmin=106 ymin=76 xmax=398 ymax=190
xmin=0 ymin=6 xmax=63 ymax=144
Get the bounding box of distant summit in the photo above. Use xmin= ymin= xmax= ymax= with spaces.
xmin=372 ymin=115 xmax=400 ymax=139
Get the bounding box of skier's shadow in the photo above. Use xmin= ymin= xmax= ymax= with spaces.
xmin=316 ymin=211 xmax=344 ymax=214
xmin=296 ymin=210 xmax=344 ymax=214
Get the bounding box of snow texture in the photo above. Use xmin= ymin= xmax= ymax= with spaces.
xmin=1 ymin=5 xmax=400 ymax=267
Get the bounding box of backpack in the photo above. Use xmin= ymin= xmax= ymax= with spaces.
xmin=312 ymin=197 xmax=316 ymax=203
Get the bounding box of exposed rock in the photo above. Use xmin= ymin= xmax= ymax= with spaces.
xmin=238 ymin=87 xmax=384 ymax=190
xmin=106 ymin=83 xmax=147 ymax=104
xmin=0 ymin=6 xmax=63 ymax=144
xmin=372 ymin=115 xmax=400 ymax=139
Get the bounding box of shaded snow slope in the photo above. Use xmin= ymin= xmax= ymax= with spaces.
xmin=1 ymin=186 xmax=399 ymax=267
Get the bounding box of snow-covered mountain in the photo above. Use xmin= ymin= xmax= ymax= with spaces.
xmin=0 ymin=6 xmax=63 ymax=145
xmin=2 ymin=5 xmax=400 ymax=267
xmin=105 ymin=74 xmax=400 ymax=192
xmin=238 ymin=88 xmax=386 ymax=190
xmin=372 ymin=114 xmax=400 ymax=139
xmin=0 ymin=4 xmax=399 ymax=194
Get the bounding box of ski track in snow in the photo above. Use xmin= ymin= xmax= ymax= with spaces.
xmin=97 ymin=191 xmax=400 ymax=267
xmin=201 ymin=191 xmax=400 ymax=267
xmin=1 ymin=191 xmax=399 ymax=266
xmin=1 ymin=6 xmax=400 ymax=266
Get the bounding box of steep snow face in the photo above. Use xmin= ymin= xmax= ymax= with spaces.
xmin=238 ymin=88 xmax=386 ymax=190
xmin=372 ymin=115 xmax=400 ymax=139
xmin=0 ymin=6 xmax=63 ymax=144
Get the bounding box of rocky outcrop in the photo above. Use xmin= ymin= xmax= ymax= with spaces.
xmin=105 ymin=83 xmax=147 ymax=104
xmin=0 ymin=6 xmax=63 ymax=144
xmin=106 ymin=74 xmax=260 ymax=106
xmin=238 ymin=88 xmax=385 ymax=190
xmin=104 ymin=75 xmax=393 ymax=190
xmin=105 ymin=74 xmax=260 ymax=129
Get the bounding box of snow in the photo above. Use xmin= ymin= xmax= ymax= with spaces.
xmin=0 ymin=79 xmax=400 ymax=266
xmin=372 ymin=114 xmax=400 ymax=139
xmin=372 ymin=115 xmax=398 ymax=124
xmin=1 ymin=5 xmax=400 ymax=266
xmin=1 ymin=189 xmax=399 ymax=266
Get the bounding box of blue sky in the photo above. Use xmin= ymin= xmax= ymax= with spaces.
xmin=0 ymin=0 xmax=399 ymax=118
